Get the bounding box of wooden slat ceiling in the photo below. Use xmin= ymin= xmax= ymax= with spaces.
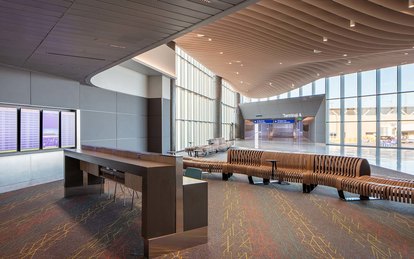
xmin=0 ymin=0 xmax=255 ymax=84
xmin=175 ymin=0 xmax=414 ymax=98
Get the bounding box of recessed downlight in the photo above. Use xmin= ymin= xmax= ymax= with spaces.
xmin=409 ymin=0 xmax=414 ymax=8
xmin=240 ymin=81 xmax=244 ymax=84
xmin=228 ymin=62 xmax=232 ymax=65
xmin=404 ymin=52 xmax=409 ymax=55
xmin=323 ymin=36 xmax=328 ymax=42
xmin=313 ymin=49 xmax=322 ymax=54
xmin=236 ymin=72 xmax=239 ymax=75
xmin=316 ymin=73 xmax=320 ymax=77
xmin=350 ymin=20 xmax=356 ymax=27
xmin=219 ymin=52 xmax=223 ymax=54
xmin=196 ymin=34 xmax=205 ymax=37
xmin=279 ymin=62 xmax=283 ymax=65
xmin=343 ymin=54 xmax=348 ymax=57
xmin=208 ymin=38 xmax=212 ymax=41
xmin=240 ymin=64 xmax=244 ymax=67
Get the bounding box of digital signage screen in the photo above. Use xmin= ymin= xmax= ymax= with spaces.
xmin=61 ymin=111 xmax=76 ymax=148
xmin=20 ymin=108 xmax=40 ymax=151
xmin=0 ymin=107 xmax=17 ymax=153
xmin=42 ymin=110 xmax=60 ymax=149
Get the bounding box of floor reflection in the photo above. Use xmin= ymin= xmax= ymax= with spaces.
xmin=234 ymin=139 xmax=414 ymax=176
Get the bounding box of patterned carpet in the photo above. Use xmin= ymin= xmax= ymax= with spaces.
xmin=1 ymin=172 xmax=413 ymax=259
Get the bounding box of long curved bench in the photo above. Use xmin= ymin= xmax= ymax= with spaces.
xmin=183 ymin=149 xmax=413 ymax=204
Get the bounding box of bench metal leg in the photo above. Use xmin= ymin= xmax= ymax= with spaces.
xmin=263 ymin=178 xmax=270 ymax=185
xmin=338 ymin=190 xmax=380 ymax=201
xmin=222 ymin=173 xmax=229 ymax=181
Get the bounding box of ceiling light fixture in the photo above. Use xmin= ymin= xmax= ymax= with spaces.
xmin=316 ymin=73 xmax=320 ymax=77
xmin=404 ymin=52 xmax=408 ymax=55
xmin=240 ymin=64 xmax=244 ymax=67
xmin=343 ymin=54 xmax=348 ymax=57
xmin=208 ymin=38 xmax=212 ymax=41
xmin=313 ymin=49 xmax=322 ymax=54
xmin=228 ymin=62 xmax=232 ymax=65
xmin=240 ymin=81 xmax=244 ymax=84
xmin=196 ymin=34 xmax=205 ymax=37
xmin=350 ymin=20 xmax=356 ymax=27
xmin=236 ymin=72 xmax=239 ymax=75
xmin=109 ymin=44 xmax=126 ymax=49
xmin=323 ymin=36 xmax=328 ymax=42
xmin=219 ymin=52 xmax=223 ymax=54
xmin=279 ymin=62 xmax=283 ymax=65
xmin=347 ymin=60 xmax=352 ymax=64
xmin=200 ymin=0 xmax=211 ymax=3
xmin=409 ymin=0 xmax=414 ymax=8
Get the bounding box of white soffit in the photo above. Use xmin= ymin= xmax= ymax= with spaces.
xmin=133 ymin=45 xmax=176 ymax=79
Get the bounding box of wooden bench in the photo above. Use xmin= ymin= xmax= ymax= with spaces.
xmin=183 ymin=148 xmax=413 ymax=204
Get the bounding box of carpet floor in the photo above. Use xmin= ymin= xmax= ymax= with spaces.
xmin=0 ymin=172 xmax=413 ymax=258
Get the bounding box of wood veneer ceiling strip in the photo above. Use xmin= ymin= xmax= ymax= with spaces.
xmin=176 ymin=0 xmax=414 ymax=97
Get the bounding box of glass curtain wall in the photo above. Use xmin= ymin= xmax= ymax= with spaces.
xmin=239 ymin=63 xmax=414 ymax=151
xmin=222 ymin=80 xmax=237 ymax=140
xmin=175 ymin=47 xmax=215 ymax=151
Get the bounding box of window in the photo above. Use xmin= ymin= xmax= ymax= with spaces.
xmin=380 ymin=67 xmax=397 ymax=94
xmin=401 ymin=64 xmax=414 ymax=92
xmin=301 ymin=83 xmax=312 ymax=96
xmin=327 ymin=99 xmax=341 ymax=122
xmin=328 ymin=76 xmax=341 ymax=99
xmin=401 ymin=92 xmax=414 ymax=121
xmin=314 ymin=78 xmax=325 ymax=95
xmin=344 ymin=73 xmax=357 ymax=98
xmin=361 ymin=70 xmax=376 ymax=96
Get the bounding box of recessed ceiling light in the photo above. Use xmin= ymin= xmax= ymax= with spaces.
xmin=228 ymin=62 xmax=232 ymax=65
xmin=240 ymin=64 xmax=244 ymax=67
xmin=347 ymin=60 xmax=352 ymax=64
xmin=313 ymin=49 xmax=322 ymax=54
xmin=236 ymin=72 xmax=239 ymax=75
xmin=316 ymin=73 xmax=320 ymax=77
xmin=409 ymin=0 xmax=414 ymax=8
xmin=196 ymin=34 xmax=205 ymax=37
xmin=350 ymin=20 xmax=356 ymax=27
xmin=208 ymin=38 xmax=212 ymax=41
xmin=219 ymin=52 xmax=223 ymax=54
xmin=279 ymin=62 xmax=283 ymax=65
xmin=323 ymin=36 xmax=328 ymax=42
xmin=240 ymin=81 xmax=244 ymax=84
xmin=404 ymin=52 xmax=408 ymax=55
xmin=200 ymin=0 xmax=211 ymax=3
xmin=343 ymin=54 xmax=348 ymax=57
xmin=291 ymin=83 xmax=295 ymax=87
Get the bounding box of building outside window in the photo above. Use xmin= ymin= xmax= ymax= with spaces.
xmin=222 ymin=80 xmax=237 ymax=140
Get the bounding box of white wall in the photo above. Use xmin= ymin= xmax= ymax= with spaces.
xmin=148 ymin=75 xmax=171 ymax=99
xmin=91 ymin=65 xmax=148 ymax=97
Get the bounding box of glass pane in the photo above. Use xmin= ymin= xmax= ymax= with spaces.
xmin=279 ymin=93 xmax=288 ymax=99
xmin=361 ymin=69 xmax=376 ymax=96
xmin=327 ymin=99 xmax=341 ymax=122
xmin=401 ymin=64 xmax=414 ymax=92
xmin=344 ymin=122 xmax=358 ymax=145
xmin=401 ymin=92 xmax=414 ymax=120
xmin=380 ymin=94 xmax=397 ymax=121
xmin=301 ymin=83 xmax=312 ymax=96
xmin=379 ymin=121 xmax=397 ymax=147
xmin=401 ymin=121 xmax=414 ymax=148
xmin=380 ymin=66 xmax=397 ymax=94
xmin=328 ymin=76 xmax=341 ymax=99
xmin=344 ymin=98 xmax=357 ymax=121
xmin=361 ymin=121 xmax=376 ymax=146
xmin=328 ymin=122 xmax=341 ymax=144
xmin=290 ymin=88 xmax=299 ymax=98
xmin=361 ymin=96 xmax=376 ymax=121
xmin=269 ymin=96 xmax=278 ymax=100
xmin=344 ymin=73 xmax=357 ymax=97
xmin=314 ymin=78 xmax=325 ymax=95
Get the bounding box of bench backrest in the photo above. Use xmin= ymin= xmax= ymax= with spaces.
xmin=261 ymin=151 xmax=305 ymax=170
xmin=227 ymin=149 xmax=263 ymax=166
xmin=313 ymin=155 xmax=370 ymax=177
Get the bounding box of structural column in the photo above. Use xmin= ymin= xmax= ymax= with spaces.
xmin=170 ymin=78 xmax=176 ymax=152
xmin=235 ymin=93 xmax=244 ymax=139
xmin=214 ymin=76 xmax=222 ymax=138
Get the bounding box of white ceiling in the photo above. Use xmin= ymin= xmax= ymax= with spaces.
xmin=0 ymin=0 xmax=256 ymax=84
